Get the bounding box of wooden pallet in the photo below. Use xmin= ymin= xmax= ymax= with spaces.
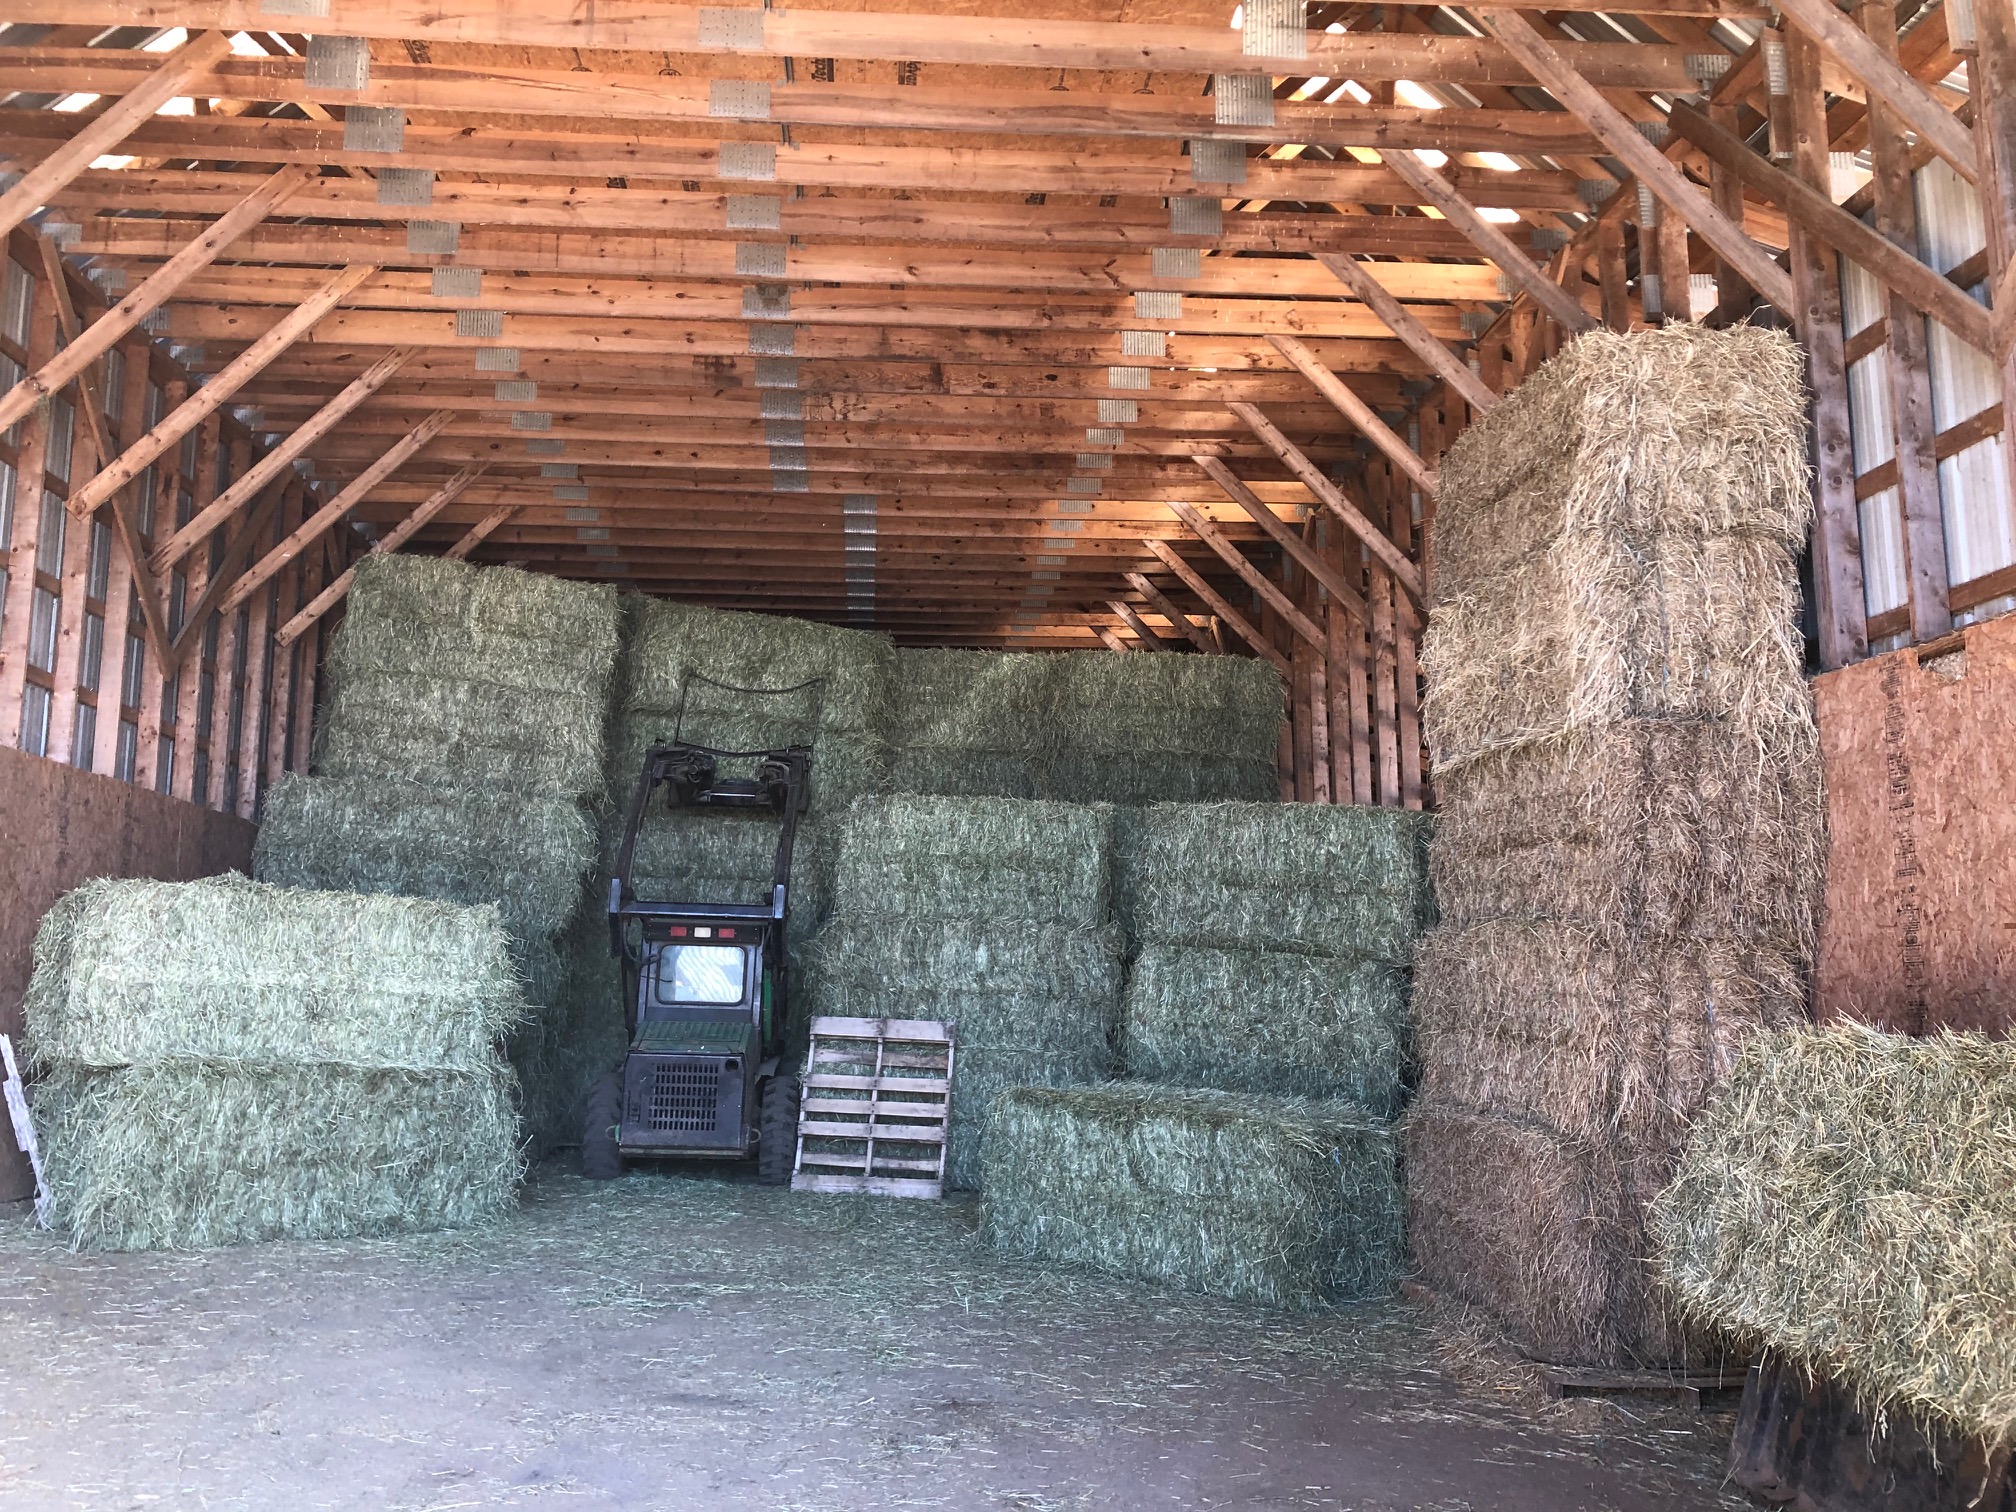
xmin=1542 ymin=1365 xmax=1747 ymax=1413
xmin=791 ymin=1016 xmax=954 ymax=1199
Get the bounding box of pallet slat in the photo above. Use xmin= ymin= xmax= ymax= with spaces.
xmin=792 ymin=1014 xmax=955 ymax=1200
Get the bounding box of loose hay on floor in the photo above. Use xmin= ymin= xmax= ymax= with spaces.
xmin=255 ymin=775 xmax=595 ymax=941
xmin=34 ymin=1063 xmax=520 ymax=1252
xmin=1652 ymin=1025 xmax=2016 ymax=1449
xmin=1120 ymin=944 xmax=1407 ymax=1115
xmin=1123 ymin=802 xmax=1435 ymax=960
xmin=25 ymin=875 xmax=523 ymax=1071
xmin=983 ymin=1082 xmax=1401 ymax=1309
xmin=25 ymin=875 xmax=527 ymax=1250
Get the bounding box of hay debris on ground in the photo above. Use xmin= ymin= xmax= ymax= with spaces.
xmin=803 ymin=915 xmax=1122 ymax=1189
xmin=34 ymin=1063 xmax=520 ymax=1251
xmin=832 ymin=794 xmax=1112 ymax=926
xmin=25 ymin=874 xmax=523 ymax=1071
xmin=1652 ymin=1025 xmax=2016 ymax=1449
xmin=25 ymin=875 xmax=526 ymax=1250
xmin=1121 ymin=801 xmax=1435 ymax=961
xmin=254 ymin=774 xmax=595 ymax=942
xmin=1120 ymin=944 xmax=1407 ymax=1115
xmin=982 ymin=1082 xmax=1401 ymax=1309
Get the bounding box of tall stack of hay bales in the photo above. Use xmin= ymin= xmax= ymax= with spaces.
xmin=982 ymin=802 xmax=1430 ymax=1307
xmin=1652 ymin=1025 xmax=2016 ymax=1451
xmin=253 ymin=555 xmax=621 ymax=1154
xmin=804 ymin=795 xmax=1123 ymax=1189
xmin=24 ymin=875 xmax=523 ymax=1250
xmin=886 ymin=647 xmax=1282 ymax=805
xmin=1404 ymin=326 xmax=1823 ymax=1366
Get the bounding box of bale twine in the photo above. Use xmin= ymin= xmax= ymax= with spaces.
xmin=1652 ymin=1025 xmax=2016 ymax=1450
xmin=982 ymin=1082 xmax=1402 ymax=1309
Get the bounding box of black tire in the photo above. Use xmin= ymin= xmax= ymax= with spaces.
xmin=581 ymin=1071 xmax=624 ymax=1181
xmin=757 ymin=1074 xmax=800 ymax=1186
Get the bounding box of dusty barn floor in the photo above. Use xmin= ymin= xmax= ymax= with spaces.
xmin=0 ymin=1167 xmax=1744 ymax=1512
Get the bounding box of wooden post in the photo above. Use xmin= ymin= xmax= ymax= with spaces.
xmin=1597 ymin=215 xmax=1632 ymax=333
xmin=1708 ymin=98 xmax=1753 ymax=322
xmin=1971 ymin=0 xmax=2016 ymax=508
xmin=1784 ymin=28 xmax=1869 ymax=668
xmin=0 ymin=269 xmax=55 ymax=748
xmin=1389 ymin=469 xmax=1424 ymax=810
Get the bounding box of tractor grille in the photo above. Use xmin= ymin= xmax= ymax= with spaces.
xmin=648 ymin=1060 xmax=722 ymax=1133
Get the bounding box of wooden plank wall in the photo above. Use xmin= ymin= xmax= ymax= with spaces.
xmin=0 ymin=740 xmax=257 ymax=1200
xmin=1813 ymin=611 xmax=2016 ymax=1036
xmin=0 ymin=225 xmax=321 ymax=821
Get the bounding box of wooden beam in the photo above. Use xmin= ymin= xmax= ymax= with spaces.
xmin=219 ymin=409 xmax=453 ymax=617
xmin=1264 ymin=335 xmax=1438 ymax=498
xmin=32 ymin=236 xmax=173 ymax=662
xmin=0 ymin=6 xmax=1707 ymax=88
xmin=1225 ymin=400 xmax=1426 ymax=606
xmin=64 ymin=263 xmax=378 ymax=518
xmin=275 ymin=461 xmax=488 ymax=645
xmin=1314 ymin=254 xmax=1498 ymax=415
xmin=151 ymin=346 xmax=417 ymax=575
xmin=0 ymin=29 xmax=233 ymax=242
xmin=1670 ymin=103 xmax=1996 ymax=356
xmin=0 ymin=165 xmax=311 ymax=438
xmin=1141 ymin=537 xmax=1289 ymax=677
xmin=1167 ymin=500 xmax=1326 ymax=653
xmin=1092 ymin=625 xmax=1133 ymax=654
xmin=1123 ymin=570 xmax=1214 ymax=654
xmin=1771 ymin=0 xmax=1977 ymax=185
xmin=1479 ymin=10 xmax=1799 ymax=319
xmin=164 ymin=477 xmax=288 ymax=668
xmin=1193 ymin=454 xmax=1377 ymax=631
xmin=443 ymin=503 xmax=521 ymax=561
xmin=1377 ymin=149 xmax=1598 ymax=336
xmin=1106 ymin=598 xmax=1168 ymax=650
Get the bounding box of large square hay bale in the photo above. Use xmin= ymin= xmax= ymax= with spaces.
xmin=1422 ymin=326 xmax=1812 ymax=774
xmin=25 ymin=875 xmax=527 ymax=1250
xmin=832 ymin=795 xmax=1112 ymax=926
xmin=1124 ymin=802 xmax=1434 ymax=961
xmin=1652 ymin=1026 xmax=2016 ymax=1449
xmin=35 ymin=1063 xmax=519 ymax=1251
xmin=254 ymin=775 xmax=595 ymax=941
xmin=803 ymin=916 xmax=1122 ymax=1188
xmin=1037 ymin=751 xmax=1279 ymax=806
xmin=1045 ymin=650 xmax=1283 ymax=759
xmin=26 ymin=875 xmax=523 ymax=1071
xmin=317 ymin=556 xmax=621 ymax=799
xmin=1403 ymin=1099 xmax=1689 ymax=1366
xmin=1120 ymin=944 xmax=1406 ymax=1115
xmin=982 ymin=1082 xmax=1400 ymax=1308
xmin=1428 ymin=719 xmax=1824 ymax=957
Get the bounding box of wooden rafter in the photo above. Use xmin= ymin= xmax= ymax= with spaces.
xmin=1122 ymin=571 xmax=1214 ymax=654
xmin=1192 ymin=455 xmax=1376 ymax=631
xmin=1141 ymin=537 xmax=1289 ymax=677
xmin=1106 ymin=598 xmax=1168 ymax=650
xmin=1167 ymin=501 xmax=1325 ymax=653
xmin=1314 ymin=254 xmax=1498 ymax=415
xmin=1264 ymin=336 xmax=1438 ymax=498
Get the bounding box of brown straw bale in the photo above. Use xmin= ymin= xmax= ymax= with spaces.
xmin=1432 ymin=325 xmax=1813 ymax=585
xmin=1404 ymin=1098 xmax=1692 ymax=1367
xmin=1652 ymin=1026 xmax=2016 ymax=1448
xmin=1427 ymin=718 xmax=1824 ymax=959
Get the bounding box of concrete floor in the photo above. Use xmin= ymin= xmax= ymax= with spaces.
xmin=0 ymin=1168 xmax=1745 ymax=1512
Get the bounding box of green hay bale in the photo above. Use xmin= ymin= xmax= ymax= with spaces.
xmin=982 ymin=1082 xmax=1401 ymax=1309
xmin=1423 ymin=328 xmax=1812 ymax=776
xmin=1036 ymin=752 xmax=1280 ymax=806
xmin=802 ymin=915 xmax=1123 ymax=1188
xmin=1120 ymin=945 xmax=1406 ymax=1115
xmin=35 ymin=1061 xmax=520 ymax=1251
xmin=833 ymin=795 xmax=1112 ymax=926
xmin=1429 ymin=717 xmax=1825 ymax=963
xmin=255 ymin=774 xmax=595 ymax=941
xmin=1126 ymin=802 xmax=1435 ymax=961
xmin=1402 ymin=1097 xmax=1692 ymax=1366
xmin=1044 ymin=650 xmax=1284 ymax=759
xmin=888 ymin=648 xmax=1061 ymax=753
xmin=24 ymin=874 xmax=524 ymax=1072
xmin=342 ymin=552 xmax=624 ymax=660
xmin=621 ymin=600 xmax=894 ymax=742
xmin=515 ymin=904 xmax=630 ymax=1158
xmin=605 ymin=705 xmax=885 ymax=819
xmin=317 ymin=673 xmax=611 ymax=801
xmin=1651 ymin=1026 xmax=2016 ymax=1448
xmin=887 ymin=747 xmax=1038 ymax=800
xmin=1410 ymin=920 xmax=1804 ymax=1161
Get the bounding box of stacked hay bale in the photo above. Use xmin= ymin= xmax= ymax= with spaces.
xmin=804 ymin=795 xmax=1123 ymax=1189
xmin=982 ymin=802 xmax=1429 ymax=1306
xmin=253 ymin=554 xmax=621 ymax=1155
xmin=885 ymin=647 xmax=1282 ymax=805
xmin=24 ymin=875 xmax=523 ymax=1250
xmin=1404 ymin=326 xmax=1824 ymax=1366
xmin=1652 ymin=1025 xmax=2016 ymax=1453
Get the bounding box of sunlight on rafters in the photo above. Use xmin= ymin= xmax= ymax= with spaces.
xmin=156 ymin=98 xmax=197 ymax=116
xmin=1395 ymin=80 xmax=1442 ymax=111
xmin=1289 ymin=77 xmax=1330 ymax=101
xmin=139 ymin=27 xmax=188 ymax=51
xmin=1413 ymin=148 xmax=1449 ymax=168
xmin=52 ymin=93 xmax=100 ymax=112
xmin=1478 ymin=152 xmax=1523 ymax=173
xmin=90 ymin=154 xmax=136 ymax=170
xmin=1328 ymin=80 xmax=1370 ymax=104
xmin=1477 ymin=207 xmax=1523 ymax=223
xmin=227 ymin=31 xmax=270 ymax=56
